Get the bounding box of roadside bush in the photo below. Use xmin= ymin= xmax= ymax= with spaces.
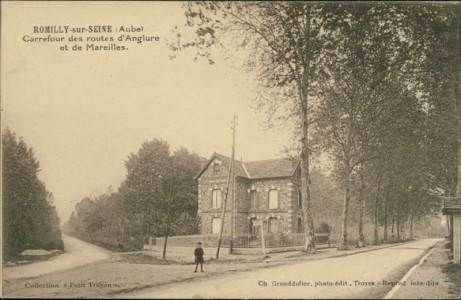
xmin=315 ymin=222 xmax=332 ymax=234
xmin=93 ymin=238 xmax=144 ymax=252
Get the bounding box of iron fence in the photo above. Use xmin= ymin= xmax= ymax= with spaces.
xmin=150 ymin=232 xmax=331 ymax=249
xmin=231 ymin=233 xmax=330 ymax=248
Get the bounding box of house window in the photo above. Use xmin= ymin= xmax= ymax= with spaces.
xmin=268 ymin=189 xmax=279 ymax=209
xmin=298 ymin=190 xmax=302 ymax=208
xmin=212 ymin=189 xmax=222 ymax=209
xmin=211 ymin=217 xmax=221 ymax=234
xmin=250 ymin=190 xmax=257 ymax=209
xmin=213 ymin=163 xmax=221 ymax=176
xmin=268 ymin=217 xmax=279 ymax=234
xmin=297 ymin=218 xmax=303 ymax=233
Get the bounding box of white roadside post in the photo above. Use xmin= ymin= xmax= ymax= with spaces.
xmin=253 ymin=219 xmax=266 ymax=257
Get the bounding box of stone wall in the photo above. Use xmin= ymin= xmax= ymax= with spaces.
xmin=198 ymin=156 xmax=225 ymax=234
xmin=289 ymin=178 xmax=303 ymax=233
xmin=198 ymin=177 xmax=250 ymax=235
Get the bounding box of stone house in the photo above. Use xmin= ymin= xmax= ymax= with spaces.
xmin=195 ymin=153 xmax=304 ymax=237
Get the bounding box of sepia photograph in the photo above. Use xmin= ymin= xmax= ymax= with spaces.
xmin=1 ymin=1 xmax=460 ymax=299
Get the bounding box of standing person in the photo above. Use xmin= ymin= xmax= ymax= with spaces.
xmin=194 ymin=242 xmax=204 ymax=272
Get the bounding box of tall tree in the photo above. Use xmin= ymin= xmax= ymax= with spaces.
xmin=169 ymin=147 xmax=202 ymax=226
xmin=123 ymin=139 xmax=172 ymax=231
xmin=63 ymin=140 xmax=202 ymax=252
xmin=313 ymin=2 xmax=459 ymax=249
xmin=313 ymin=4 xmax=415 ymax=249
xmin=2 ymin=128 xmax=63 ymax=259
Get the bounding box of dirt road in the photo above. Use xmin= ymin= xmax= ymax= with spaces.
xmin=2 ymin=235 xmax=110 ymax=280
xmin=132 ymin=239 xmax=441 ymax=299
xmin=3 ymin=238 xmax=448 ymax=299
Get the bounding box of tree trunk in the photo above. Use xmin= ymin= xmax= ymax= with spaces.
xmin=409 ymin=209 xmax=414 ymax=240
xmin=410 ymin=217 xmax=413 ymax=240
xmin=358 ymin=163 xmax=365 ymax=247
xmin=339 ymin=108 xmax=354 ymax=251
xmin=396 ymin=217 xmax=400 ymax=242
xmin=374 ymin=178 xmax=381 ymax=245
xmin=401 ymin=222 xmax=405 ymax=241
xmin=339 ymin=168 xmax=352 ymax=250
xmin=107 ymin=210 xmax=114 ymax=242
xmin=383 ymin=198 xmax=388 ymax=243
xmin=163 ymin=182 xmax=174 ymax=260
xmin=301 ymin=114 xmax=315 ymax=253
xmin=121 ymin=222 xmax=124 ymax=241
xmin=454 ymin=58 xmax=461 ymax=262
xmin=300 ymin=4 xmax=315 ymax=254
xmin=391 ymin=216 xmax=395 ymax=243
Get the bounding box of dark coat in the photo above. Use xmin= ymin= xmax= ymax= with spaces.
xmin=194 ymin=247 xmax=204 ymax=263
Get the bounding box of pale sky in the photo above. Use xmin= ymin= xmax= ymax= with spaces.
xmin=2 ymin=2 xmax=293 ymax=224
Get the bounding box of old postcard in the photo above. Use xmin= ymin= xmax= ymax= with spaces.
xmin=2 ymin=1 xmax=460 ymax=299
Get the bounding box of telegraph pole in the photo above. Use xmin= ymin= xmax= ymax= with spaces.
xmin=230 ymin=115 xmax=237 ymax=254
xmin=216 ymin=115 xmax=237 ymax=258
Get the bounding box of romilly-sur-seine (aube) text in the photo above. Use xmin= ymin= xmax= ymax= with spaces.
xmin=22 ymin=25 xmax=160 ymax=51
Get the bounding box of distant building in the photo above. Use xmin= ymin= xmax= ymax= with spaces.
xmin=195 ymin=153 xmax=303 ymax=237
xmin=442 ymin=196 xmax=461 ymax=263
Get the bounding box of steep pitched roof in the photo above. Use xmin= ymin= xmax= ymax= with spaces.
xmin=194 ymin=152 xmax=248 ymax=180
xmin=245 ymin=158 xmax=298 ymax=179
xmin=213 ymin=153 xmax=249 ymax=178
xmin=195 ymin=153 xmax=299 ymax=180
